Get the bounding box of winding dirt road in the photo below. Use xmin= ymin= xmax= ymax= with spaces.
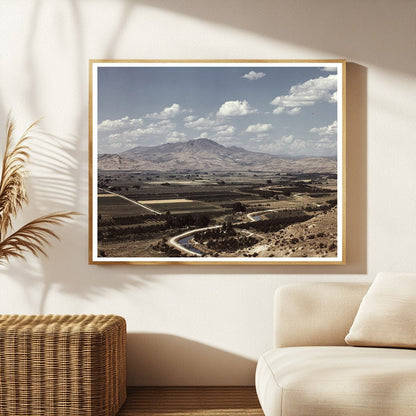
xmin=170 ymin=209 xmax=280 ymax=256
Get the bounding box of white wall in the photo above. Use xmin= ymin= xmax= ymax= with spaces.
xmin=0 ymin=0 xmax=415 ymax=385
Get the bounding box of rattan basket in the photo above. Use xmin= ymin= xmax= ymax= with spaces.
xmin=0 ymin=314 xmax=126 ymax=416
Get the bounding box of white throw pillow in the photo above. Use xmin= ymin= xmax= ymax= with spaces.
xmin=345 ymin=272 xmax=416 ymax=348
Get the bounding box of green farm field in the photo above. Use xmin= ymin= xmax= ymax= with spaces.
xmin=96 ymin=170 xmax=338 ymax=258
xmin=98 ymin=195 xmax=150 ymax=217
xmin=142 ymin=200 xmax=224 ymax=214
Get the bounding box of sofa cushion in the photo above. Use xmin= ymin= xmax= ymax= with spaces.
xmin=256 ymin=346 xmax=416 ymax=416
xmin=274 ymin=283 xmax=370 ymax=348
xmin=345 ymin=272 xmax=416 ymax=348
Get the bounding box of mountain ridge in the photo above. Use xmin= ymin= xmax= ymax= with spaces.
xmin=98 ymin=138 xmax=337 ymax=173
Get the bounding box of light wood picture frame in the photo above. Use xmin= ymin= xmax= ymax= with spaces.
xmin=89 ymin=60 xmax=346 ymax=265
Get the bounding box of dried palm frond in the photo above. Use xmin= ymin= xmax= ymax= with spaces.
xmin=0 ymin=212 xmax=78 ymax=264
xmin=0 ymin=116 xmax=79 ymax=264
xmin=0 ymin=117 xmax=37 ymax=238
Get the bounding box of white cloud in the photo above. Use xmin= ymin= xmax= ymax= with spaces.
xmin=102 ymin=133 xmax=138 ymax=153
xmin=214 ymin=136 xmax=234 ymax=144
xmin=249 ymin=137 xmax=264 ymax=143
xmin=106 ymin=121 xmax=175 ymax=140
xmin=258 ymin=135 xmax=306 ymax=156
xmin=282 ymin=134 xmax=294 ymax=144
xmin=310 ymin=121 xmax=337 ymax=136
xmin=148 ymin=119 xmax=173 ymax=127
xmin=146 ymin=103 xmax=184 ymax=119
xmin=270 ymin=74 xmax=337 ymax=115
xmin=184 ymin=115 xmax=195 ymax=123
xmin=246 ymin=123 xmax=272 ymax=133
xmin=259 ymin=142 xmax=282 ymax=154
xmin=140 ymin=120 xmax=176 ymax=135
xmin=166 ymin=131 xmax=187 ymax=143
xmin=272 ymin=107 xmax=285 ymax=115
xmin=98 ymin=118 xmax=178 ymax=153
xmin=316 ymin=137 xmax=337 ymax=152
xmin=286 ymin=107 xmax=301 ymax=115
xmin=253 ymin=130 xmax=337 ymax=157
xmin=217 ymin=100 xmax=258 ymax=117
xmin=105 ymin=141 xmax=130 ymax=152
xmin=290 ymin=139 xmax=307 ymax=151
xmin=100 ymin=120 xmax=170 ymax=138
xmin=98 ymin=116 xmax=143 ymax=132
xmin=184 ymin=117 xmax=216 ymax=130
xmin=207 ymin=124 xmax=237 ymax=144
xmin=184 ymin=117 xmax=237 ymax=141
xmin=321 ymin=66 xmax=337 ymax=72
xmin=215 ymin=125 xmax=236 ymax=137
xmin=242 ymin=70 xmax=266 ymax=80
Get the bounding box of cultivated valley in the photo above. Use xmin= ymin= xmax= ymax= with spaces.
xmin=96 ymin=139 xmax=338 ymax=260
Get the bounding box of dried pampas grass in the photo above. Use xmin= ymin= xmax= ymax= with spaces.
xmin=0 ymin=116 xmax=77 ymax=264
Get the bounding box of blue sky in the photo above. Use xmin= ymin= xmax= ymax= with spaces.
xmin=96 ymin=63 xmax=340 ymax=157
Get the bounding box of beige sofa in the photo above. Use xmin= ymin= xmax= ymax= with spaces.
xmin=255 ymin=282 xmax=416 ymax=416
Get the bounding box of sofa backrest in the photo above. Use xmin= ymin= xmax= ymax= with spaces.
xmin=274 ymin=282 xmax=370 ymax=348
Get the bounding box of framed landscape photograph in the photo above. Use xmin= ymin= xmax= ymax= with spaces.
xmin=89 ymin=60 xmax=345 ymax=265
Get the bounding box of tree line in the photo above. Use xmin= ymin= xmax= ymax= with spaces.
xmin=98 ymin=212 xmax=212 ymax=242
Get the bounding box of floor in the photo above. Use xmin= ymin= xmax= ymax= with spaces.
xmin=117 ymin=386 xmax=264 ymax=416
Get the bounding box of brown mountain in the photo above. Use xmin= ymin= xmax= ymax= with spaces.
xmin=98 ymin=138 xmax=336 ymax=173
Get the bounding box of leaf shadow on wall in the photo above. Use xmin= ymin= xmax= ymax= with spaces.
xmin=133 ymin=0 xmax=413 ymax=76
xmin=126 ymin=333 xmax=257 ymax=386
xmin=0 ymin=0 xmax=161 ymax=313
xmin=0 ymin=128 xmax=154 ymax=314
xmin=0 ymin=3 xmax=143 ymax=312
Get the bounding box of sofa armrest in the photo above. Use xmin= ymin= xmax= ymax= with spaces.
xmin=274 ymin=282 xmax=370 ymax=348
